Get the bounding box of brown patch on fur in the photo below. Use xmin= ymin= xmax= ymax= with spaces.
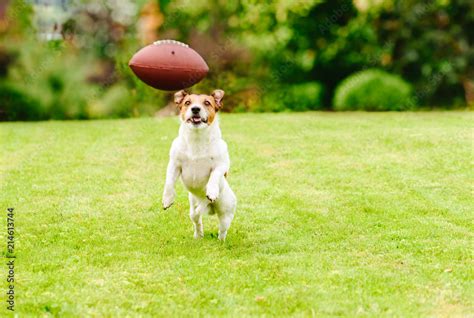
xmin=211 ymin=89 xmax=224 ymax=111
xmin=174 ymin=89 xmax=225 ymax=126
xmin=179 ymin=94 xmax=192 ymax=122
xmin=174 ymin=90 xmax=188 ymax=106
xmin=205 ymin=95 xmax=218 ymax=124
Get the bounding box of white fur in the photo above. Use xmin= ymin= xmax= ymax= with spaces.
xmin=162 ymin=115 xmax=237 ymax=241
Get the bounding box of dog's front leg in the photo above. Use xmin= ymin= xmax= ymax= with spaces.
xmin=162 ymin=159 xmax=180 ymax=210
xmin=206 ymin=165 xmax=227 ymax=202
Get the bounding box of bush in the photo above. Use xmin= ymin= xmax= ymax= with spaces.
xmin=0 ymin=82 xmax=44 ymax=121
xmin=284 ymin=82 xmax=325 ymax=111
xmin=333 ymin=69 xmax=414 ymax=111
xmin=5 ymin=42 xmax=101 ymax=120
xmin=87 ymin=84 xmax=133 ymax=119
xmin=258 ymin=82 xmax=324 ymax=112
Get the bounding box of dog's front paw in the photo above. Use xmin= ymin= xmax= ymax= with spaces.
xmin=206 ymin=184 xmax=219 ymax=203
xmin=162 ymin=188 xmax=176 ymax=210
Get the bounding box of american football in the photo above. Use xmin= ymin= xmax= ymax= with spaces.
xmin=128 ymin=40 xmax=209 ymax=91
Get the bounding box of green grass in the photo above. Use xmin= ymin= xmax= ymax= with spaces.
xmin=0 ymin=112 xmax=473 ymax=317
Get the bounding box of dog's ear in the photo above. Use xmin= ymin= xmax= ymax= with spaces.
xmin=174 ymin=90 xmax=188 ymax=107
xmin=211 ymin=89 xmax=224 ymax=111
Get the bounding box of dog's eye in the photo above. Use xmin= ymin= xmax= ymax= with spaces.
xmin=185 ymin=101 xmax=191 ymax=106
xmin=204 ymin=100 xmax=210 ymax=106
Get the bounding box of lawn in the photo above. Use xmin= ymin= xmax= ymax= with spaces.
xmin=0 ymin=112 xmax=472 ymax=317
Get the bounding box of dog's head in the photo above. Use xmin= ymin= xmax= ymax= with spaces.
xmin=174 ymin=89 xmax=224 ymax=129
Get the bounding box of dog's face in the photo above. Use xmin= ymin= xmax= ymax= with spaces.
xmin=174 ymin=89 xmax=224 ymax=129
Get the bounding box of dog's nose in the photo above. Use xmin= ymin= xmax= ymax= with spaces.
xmin=191 ymin=106 xmax=200 ymax=114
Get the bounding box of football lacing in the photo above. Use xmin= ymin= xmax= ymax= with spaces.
xmin=153 ymin=39 xmax=189 ymax=47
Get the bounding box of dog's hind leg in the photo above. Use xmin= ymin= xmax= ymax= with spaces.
xmin=216 ymin=186 xmax=237 ymax=241
xmin=217 ymin=212 xmax=234 ymax=241
xmin=189 ymin=193 xmax=204 ymax=239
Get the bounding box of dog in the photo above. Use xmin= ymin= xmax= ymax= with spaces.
xmin=162 ymin=89 xmax=237 ymax=241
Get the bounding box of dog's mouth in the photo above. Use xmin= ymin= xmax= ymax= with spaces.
xmin=187 ymin=115 xmax=207 ymax=125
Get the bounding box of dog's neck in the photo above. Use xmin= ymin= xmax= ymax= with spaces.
xmin=179 ymin=116 xmax=221 ymax=155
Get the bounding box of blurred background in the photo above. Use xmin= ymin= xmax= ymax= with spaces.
xmin=0 ymin=0 xmax=472 ymax=120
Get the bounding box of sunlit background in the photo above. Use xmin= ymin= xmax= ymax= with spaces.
xmin=0 ymin=0 xmax=472 ymax=120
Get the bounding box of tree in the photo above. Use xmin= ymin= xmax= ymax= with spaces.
xmin=372 ymin=0 xmax=474 ymax=106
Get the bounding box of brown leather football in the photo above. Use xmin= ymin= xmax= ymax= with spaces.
xmin=128 ymin=40 xmax=209 ymax=91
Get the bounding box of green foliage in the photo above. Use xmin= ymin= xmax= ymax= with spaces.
xmin=0 ymin=0 xmax=471 ymax=120
xmin=333 ymin=69 xmax=414 ymax=111
xmin=6 ymin=42 xmax=96 ymax=119
xmin=3 ymin=0 xmax=35 ymax=37
xmin=2 ymin=37 xmax=165 ymax=120
xmin=285 ymin=82 xmax=325 ymax=111
xmin=258 ymin=82 xmax=325 ymax=112
xmin=87 ymin=84 xmax=132 ymax=119
xmin=0 ymin=0 xmax=165 ymax=120
xmin=0 ymin=81 xmax=43 ymax=120
xmin=371 ymin=0 xmax=474 ymax=106
xmin=275 ymin=1 xmax=378 ymax=104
